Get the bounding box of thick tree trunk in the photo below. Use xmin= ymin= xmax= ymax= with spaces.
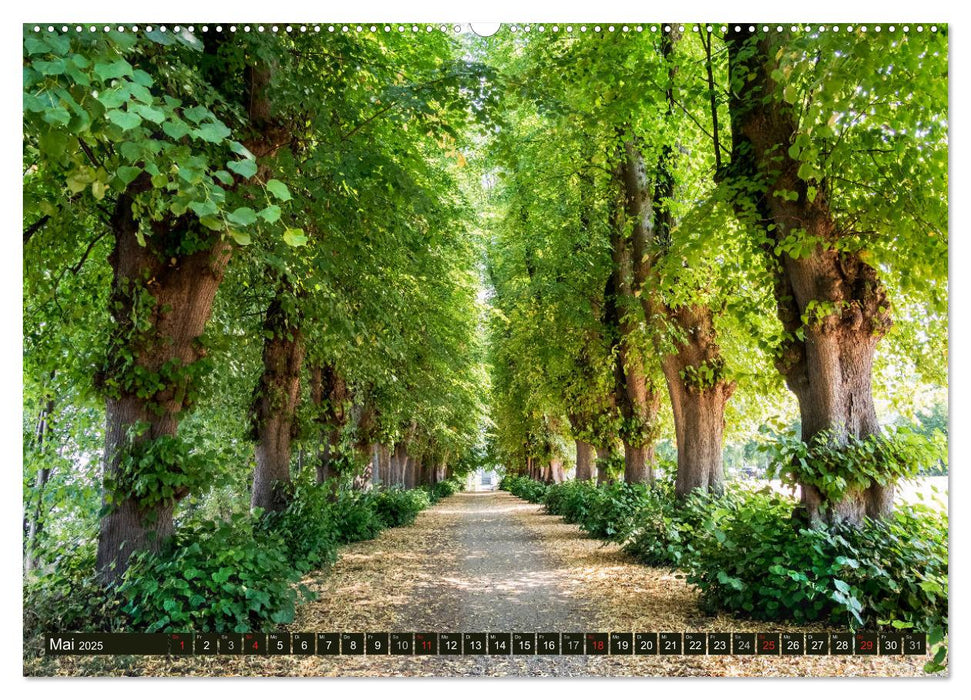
xmin=250 ymin=293 xmax=305 ymax=512
xmin=550 ymin=458 xmax=566 ymax=484
xmin=656 ymin=306 xmax=736 ymax=498
xmin=623 ymin=442 xmax=653 ymax=484
xmin=574 ymin=440 xmax=594 ymax=481
xmin=309 ymin=364 xmax=350 ymax=485
xmin=665 ymin=366 xmax=733 ymax=497
xmin=726 ymin=31 xmax=893 ymax=525
xmin=96 ymin=190 xmax=231 ymax=585
xmin=391 ymin=443 xmax=407 ymax=486
xmin=404 ymin=455 xmax=417 ymax=489
xmin=595 ymin=446 xmax=612 ymax=485
xmin=605 ymin=192 xmax=661 ymax=484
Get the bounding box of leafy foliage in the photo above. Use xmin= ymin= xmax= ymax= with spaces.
xmin=119 ymin=518 xmax=303 ymax=633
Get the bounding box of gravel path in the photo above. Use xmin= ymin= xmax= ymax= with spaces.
xmin=26 ymin=490 xmax=934 ymax=677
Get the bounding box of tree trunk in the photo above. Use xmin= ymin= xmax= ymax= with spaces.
xmin=595 ymin=446 xmax=612 ymax=485
xmin=657 ymin=306 xmax=736 ymax=498
xmin=605 ymin=192 xmax=661 ymax=482
xmin=726 ymin=31 xmax=893 ymax=525
xmin=616 ymin=46 xmax=736 ymax=498
xmin=96 ymin=190 xmax=231 ymax=585
xmin=404 ymin=455 xmax=417 ymax=489
xmin=309 ymin=364 xmax=350 ymax=485
xmin=250 ymin=292 xmax=305 ymax=512
xmin=550 ymin=458 xmax=566 ymax=484
xmin=353 ymin=447 xmax=374 ymax=491
xmin=623 ymin=442 xmax=653 ymax=484
xmin=574 ymin=440 xmax=594 ymax=481
xmin=378 ymin=444 xmax=392 ymax=486
xmin=392 ymin=443 xmax=407 ymax=486
xmin=24 ymin=394 xmax=55 ymax=573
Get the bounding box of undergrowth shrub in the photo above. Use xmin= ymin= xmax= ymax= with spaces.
xmin=622 ymin=482 xmax=715 ymax=567
xmin=503 ymin=475 xmax=548 ymax=502
xmin=580 ymin=481 xmax=650 ymax=541
xmin=374 ymin=487 xmax=431 ymax=527
xmin=24 ymin=541 xmax=127 ymax=635
xmin=258 ymin=477 xmax=338 ymax=572
xmin=683 ymin=490 xmax=949 ymax=635
xmin=543 ymin=480 xmax=598 ymax=523
xmin=118 ymin=517 xmax=305 ymax=633
xmin=330 ymin=490 xmax=385 ymax=544
xmin=26 ymin=480 xmax=454 ymax=637
xmin=430 ymin=477 xmax=463 ymax=501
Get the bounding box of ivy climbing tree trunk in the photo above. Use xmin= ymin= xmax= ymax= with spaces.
xmin=726 ymin=30 xmax=893 ymax=525
xmin=250 ymin=290 xmax=305 ymax=512
xmin=605 ymin=200 xmax=658 ymax=486
xmin=309 ymin=364 xmax=350 ymax=485
xmin=659 ymin=309 xmax=735 ymax=497
xmin=95 ymin=186 xmax=232 ymax=585
xmin=616 ymin=34 xmax=736 ymax=498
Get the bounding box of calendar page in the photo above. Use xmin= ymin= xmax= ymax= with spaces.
xmin=21 ymin=11 xmax=950 ymax=681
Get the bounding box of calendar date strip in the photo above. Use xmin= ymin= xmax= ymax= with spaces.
xmin=46 ymin=631 xmax=926 ymax=656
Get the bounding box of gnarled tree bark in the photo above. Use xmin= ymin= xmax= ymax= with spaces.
xmin=250 ymin=290 xmax=305 ymax=512
xmin=726 ymin=30 xmax=893 ymax=524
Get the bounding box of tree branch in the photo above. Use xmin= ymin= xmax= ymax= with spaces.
xmin=24 ymin=215 xmax=50 ymax=245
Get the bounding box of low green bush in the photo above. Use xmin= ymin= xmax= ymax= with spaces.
xmin=330 ymin=490 xmax=385 ymax=544
xmin=682 ymin=490 xmax=949 ymax=634
xmin=543 ymin=480 xmax=598 ymax=523
xmin=258 ymin=477 xmax=339 ymax=572
xmin=119 ymin=518 xmax=305 ymax=633
xmin=24 ymin=542 xmax=127 ymax=635
xmin=580 ymin=481 xmax=650 ymax=541
xmin=374 ymin=487 xmax=431 ymax=528
xmin=622 ymin=483 xmax=714 ymax=567
xmin=503 ymin=474 xmax=549 ymax=502
xmin=521 ymin=474 xmax=948 ymax=648
xmin=430 ymin=477 xmax=463 ymax=501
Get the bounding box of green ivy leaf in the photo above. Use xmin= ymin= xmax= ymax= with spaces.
xmin=227 ymin=159 xmax=257 ymax=178
xmin=283 ymin=228 xmax=308 ymax=247
xmin=265 ymin=179 xmax=292 ymax=202
xmin=194 ymin=121 xmax=232 ymax=144
xmin=259 ymin=205 xmax=282 ymax=223
xmin=106 ymin=109 xmax=142 ymax=131
xmin=94 ymin=59 xmax=134 ymax=82
xmin=226 ymin=207 xmax=258 ymax=227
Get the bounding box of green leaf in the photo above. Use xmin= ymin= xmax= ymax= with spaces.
xmin=182 ymin=105 xmax=210 ymax=124
xmin=259 ymin=205 xmax=282 ymax=223
xmin=283 ymin=228 xmax=308 ymax=247
xmin=116 ymin=166 xmax=142 ymax=186
xmin=229 ymin=141 xmax=254 ymax=158
xmin=226 ymin=207 xmax=258 ymax=227
xmin=106 ymin=109 xmax=142 ymax=131
xmin=94 ymin=59 xmax=134 ymax=82
xmin=265 ymin=179 xmax=292 ymax=202
xmin=41 ymin=107 xmax=71 ymax=126
xmin=227 ymin=159 xmax=257 ymax=178
xmin=162 ymin=119 xmax=191 ymax=140
xmin=133 ymin=103 xmax=166 ymax=124
xmin=194 ymin=121 xmax=232 ymax=144
xmin=230 ymin=230 xmax=252 ymax=246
